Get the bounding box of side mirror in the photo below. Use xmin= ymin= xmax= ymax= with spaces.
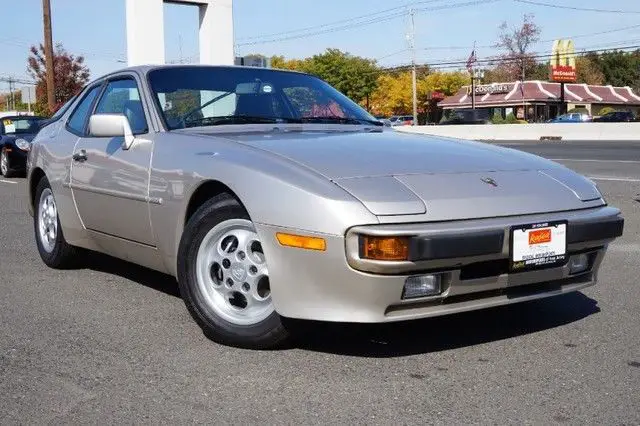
xmin=88 ymin=114 xmax=135 ymax=150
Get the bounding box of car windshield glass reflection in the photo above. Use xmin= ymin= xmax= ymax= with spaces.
xmin=2 ymin=117 xmax=42 ymax=134
xmin=147 ymin=66 xmax=381 ymax=130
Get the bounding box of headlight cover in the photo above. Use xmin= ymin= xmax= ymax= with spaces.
xmin=15 ymin=138 xmax=31 ymax=151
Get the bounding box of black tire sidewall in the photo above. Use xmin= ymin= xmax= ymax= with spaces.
xmin=177 ymin=194 xmax=288 ymax=349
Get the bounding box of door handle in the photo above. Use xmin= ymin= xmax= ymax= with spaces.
xmin=72 ymin=149 xmax=87 ymax=162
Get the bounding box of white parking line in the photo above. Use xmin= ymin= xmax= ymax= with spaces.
xmin=0 ymin=179 xmax=17 ymax=184
xmin=588 ymin=176 xmax=640 ymax=182
xmin=550 ymin=158 xmax=640 ymax=164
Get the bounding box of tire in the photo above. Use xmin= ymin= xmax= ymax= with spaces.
xmin=33 ymin=176 xmax=83 ymax=269
xmin=0 ymin=147 xmax=15 ymax=178
xmin=177 ymin=193 xmax=290 ymax=349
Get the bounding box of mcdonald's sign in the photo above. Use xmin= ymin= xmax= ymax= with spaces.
xmin=550 ymin=39 xmax=577 ymax=82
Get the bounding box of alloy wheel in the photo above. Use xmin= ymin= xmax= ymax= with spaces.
xmin=195 ymin=218 xmax=274 ymax=326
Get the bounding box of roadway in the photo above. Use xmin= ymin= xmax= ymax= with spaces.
xmin=0 ymin=140 xmax=638 ymax=424
xmin=498 ymin=140 xmax=640 ymax=183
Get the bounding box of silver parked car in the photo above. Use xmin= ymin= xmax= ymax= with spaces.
xmin=26 ymin=65 xmax=624 ymax=349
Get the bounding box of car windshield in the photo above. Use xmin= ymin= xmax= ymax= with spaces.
xmin=147 ymin=66 xmax=381 ymax=130
xmin=1 ymin=117 xmax=43 ymax=135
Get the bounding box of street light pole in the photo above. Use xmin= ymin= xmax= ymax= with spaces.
xmin=42 ymin=0 xmax=55 ymax=114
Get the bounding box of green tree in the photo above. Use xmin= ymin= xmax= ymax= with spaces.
xmin=302 ymin=48 xmax=380 ymax=104
xmin=423 ymin=71 xmax=470 ymax=96
xmin=270 ymin=55 xmax=309 ymax=71
xmin=0 ymin=90 xmax=29 ymax=112
xmin=575 ymin=54 xmax=605 ymax=85
xmin=528 ymin=62 xmax=550 ymax=81
xmin=593 ymin=50 xmax=640 ymax=90
xmin=482 ymin=66 xmax=511 ymax=83
xmin=368 ymin=70 xmax=469 ymax=116
xmin=369 ymin=71 xmax=414 ymax=116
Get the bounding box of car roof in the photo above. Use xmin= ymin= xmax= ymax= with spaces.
xmin=91 ymin=63 xmax=312 ymax=82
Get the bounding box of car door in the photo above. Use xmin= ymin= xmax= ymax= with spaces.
xmin=69 ymin=74 xmax=155 ymax=246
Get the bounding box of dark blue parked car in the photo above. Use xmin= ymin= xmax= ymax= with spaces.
xmin=547 ymin=113 xmax=592 ymax=123
xmin=0 ymin=115 xmax=47 ymax=177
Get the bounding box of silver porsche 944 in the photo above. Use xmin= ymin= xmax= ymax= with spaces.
xmin=26 ymin=65 xmax=624 ymax=349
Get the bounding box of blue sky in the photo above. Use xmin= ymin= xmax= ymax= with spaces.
xmin=1 ymin=0 xmax=640 ymax=91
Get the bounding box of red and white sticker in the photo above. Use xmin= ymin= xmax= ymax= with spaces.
xmin=512 ymin=222 xmax=567 ymax=267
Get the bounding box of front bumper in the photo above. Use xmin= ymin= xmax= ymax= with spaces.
xmin=4 ymin=146 xmax=28 ymax=171
xmin=257 ymin=205 xmax=623 ymax=323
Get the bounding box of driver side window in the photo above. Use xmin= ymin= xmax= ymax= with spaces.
xmin=67 ymin=85 xmax=102 ymax=135
xmin=94 ymin=78 xmax=148 ymax=135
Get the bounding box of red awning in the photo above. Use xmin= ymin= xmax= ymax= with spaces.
xmin=439 ymin=81 xmax=640 ymax=108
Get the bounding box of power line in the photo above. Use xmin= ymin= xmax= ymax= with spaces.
xmin=417 ymin=23 xmax=640 ymax=52
xmin=236 ymin=0 xmax=448 ymax=41
xmin=374 ymin=23 xmax=640 ymax=67
xmin=513 ymin=0 xmax=640 ymax=14
xmin=236 ymin=0 xmax=500 ymax=47
xmin=236 ymin=12 xmax=406 ymax=46
xmin=376 ymin=49 xmax=410 ymax=61
xmin=416 ymin=38 xmax=640 ymax=67
xmin=388 ymin=44 xmax=640 ymax=71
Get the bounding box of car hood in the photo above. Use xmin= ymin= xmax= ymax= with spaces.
xmin=220 ymin=130 xmax=604 ymax=219
xmin=2 ymin=133 xmax=37 ymax=143
xmin=225 ymin=130 xmax=556 ymax=178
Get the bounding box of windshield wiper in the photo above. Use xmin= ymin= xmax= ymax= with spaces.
xmin=299 ymin=116 xmax=383 ymax=126
xmin=184 ymin=115 xmax=298 ymax=127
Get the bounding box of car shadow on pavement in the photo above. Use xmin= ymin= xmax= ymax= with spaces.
xmin=84 ymin=251 xmax=180 ymax=298
xmin=290 ymin=292 xmax=600 ymax=358
xmin=75 ymin=252 xmax=600 ymax=357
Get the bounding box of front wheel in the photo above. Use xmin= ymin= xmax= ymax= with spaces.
xmin=0 ymin=147 xmax=14 ymax=178
xmin=177 ymin=193 xmax=290 ymax=349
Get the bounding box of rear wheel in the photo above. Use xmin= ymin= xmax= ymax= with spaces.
xmin=177 ymin=193 xmax=290 ymax=349
xmin=34 ymin=177 xmax=82 ymax=268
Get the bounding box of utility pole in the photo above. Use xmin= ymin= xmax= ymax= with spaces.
xmin=469 ymin=41 xmax=477 ymax=110
xmin=8 ymin=78 xmax=15 ymax=110
xmin=521 ymin=55 xmax=526 ymax=120
xmin=408 ymin=8 xmax=417 ymax=126
xmin=0 ymin=76 xmax=39 ymax=112
xmin=42 ymin=0 xmax=55 ymax=114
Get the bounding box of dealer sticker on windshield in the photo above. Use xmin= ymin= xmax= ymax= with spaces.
xmin=510 ymin=221 xmax=567 ymax=271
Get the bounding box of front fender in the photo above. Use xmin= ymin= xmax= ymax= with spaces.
xmin=148 ymin=132 xmax=379 ymax=276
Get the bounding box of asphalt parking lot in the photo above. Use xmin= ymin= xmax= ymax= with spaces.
xmin=1 ymin=140 xmax=638 ymax=424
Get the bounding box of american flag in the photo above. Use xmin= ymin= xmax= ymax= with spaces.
xmin=466 ymin=49 xmax=477 ymax=74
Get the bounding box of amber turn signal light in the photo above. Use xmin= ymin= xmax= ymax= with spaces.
xmin=361 ymin=236 xmax=409 ymax=261
xmin=276 ymin=233 xmax=326 ymax=251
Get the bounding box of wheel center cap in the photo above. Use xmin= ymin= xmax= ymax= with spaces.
xmin=230 ymin=264 xmax=246 ymax=281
